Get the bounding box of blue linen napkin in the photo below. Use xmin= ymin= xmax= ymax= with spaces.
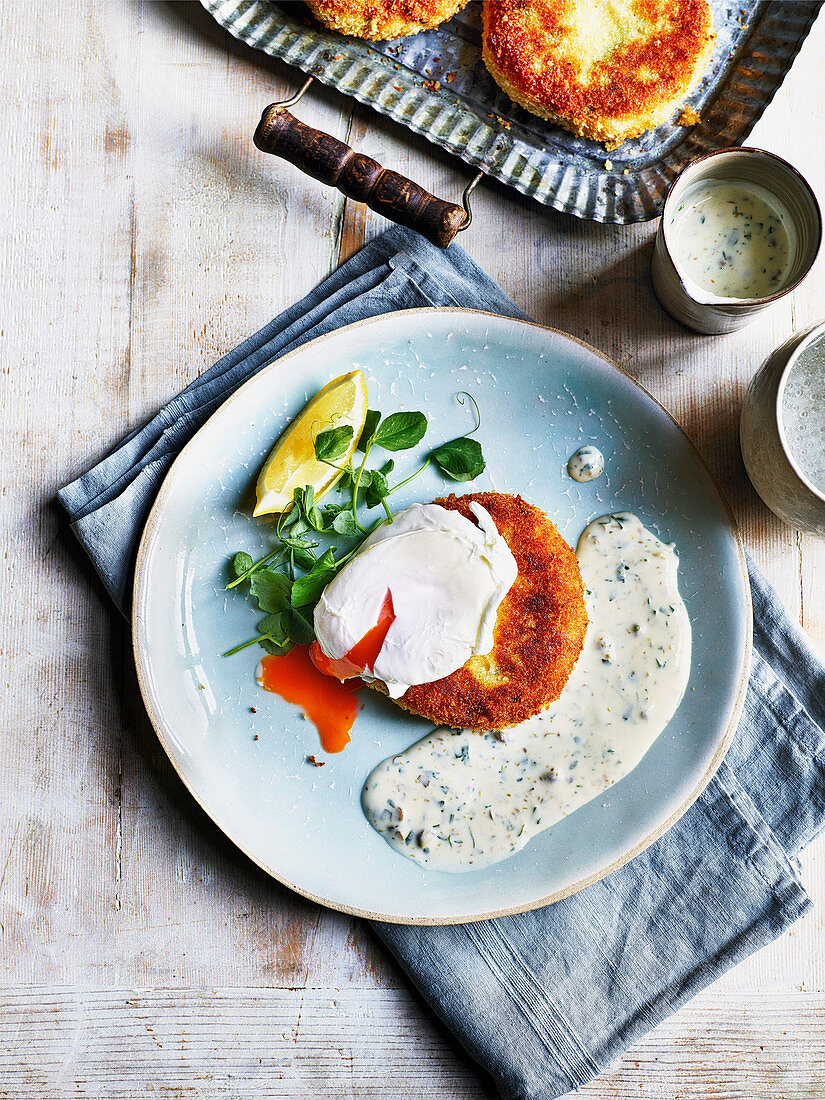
xmin=58 ymin=226 xmax=825 ymax=1099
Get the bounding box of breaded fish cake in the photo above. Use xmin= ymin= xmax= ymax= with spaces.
xmin=375 ymin=491 xmax=587 ymax=730
xmin=305 ymin=0 xmax=468 ymax=41
xmin=482 ymin=0 xmax=715 ymax=148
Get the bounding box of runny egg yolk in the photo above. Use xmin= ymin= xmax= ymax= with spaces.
xmin=257 ymin=591 xmax=396 ymax=754
xmin=311 ymin=590 xmax=396 ymax=681
xmin=258 ymin=647 xmax=360 ymax=754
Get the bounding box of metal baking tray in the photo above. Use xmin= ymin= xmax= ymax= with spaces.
xmin=202 ymin=0 xmax=821 ymax=224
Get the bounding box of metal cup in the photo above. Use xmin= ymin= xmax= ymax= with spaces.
xmin=652 ymin=147 xmax=821 ymax=335
xmin=741 ymin=321 xmax=825 ymax=536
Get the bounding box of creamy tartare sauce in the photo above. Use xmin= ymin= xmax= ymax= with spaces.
xmin=670 ymin=180 xmax=792 ymax=299
xmin=361 ymin=513 xmax=692 ymax=871
xmin=567 ymin=445 xmax=604 ymax=482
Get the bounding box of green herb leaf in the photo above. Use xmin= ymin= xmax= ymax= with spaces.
xmin=372 ymin=411 xmax=427 ymax=451
xmin=332 ymin=511 xmax=362 ymax=536
xmin=291 ymin=545 xmax=317 ymax=571
xmin=431 ymin=437 xmax=486 ymax=482
xmin=258 ymin=612 xmax=287 ymax=638
xmin=290 ymin=549 xmax=337 ymax=608
xmin=257 ymin=608 xmax=292 ymax=653
xmin=284 ymin=518 xmax=310 ymax=538
xmin=314 ymin=425 xmax=353 ymax=463
xmin=307 ymin=506 xmax=326 ymax=532
xmin=365 ymin=469 xmax=389 ymax=508
xmin=286 ymin=607 xmax=315 ymax=645
xmin=291 ymin=570 xmax=335 ymax=608
xmin=279 ymin=506 xmax=300 ymax=530
xmin=250 ymin=569 xmax=292 ymax=613
xmin=358 ymin=409 xmax=381 ymax=451
xmin=231 ymin=551 xmax=254 ymax=580
xmin=279 ymin=536 xmax=316 ymax=555
xmin=316 ymin=548 xmax=337 ymax=571
xmin=380 ymin=459 xmax=395 ymax=475
xmin=336 ymin=468 xmax=354 ymax=492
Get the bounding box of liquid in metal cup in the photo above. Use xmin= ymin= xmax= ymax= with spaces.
xmin=652 ymin=147 xmax=821 ymax=335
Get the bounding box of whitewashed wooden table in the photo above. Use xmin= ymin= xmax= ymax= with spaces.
xmin=2 ymin=2 xmax=825 ymax=1095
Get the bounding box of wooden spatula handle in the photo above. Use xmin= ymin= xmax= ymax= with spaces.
xmin=254 ymin=103 xmax=468 ymax=249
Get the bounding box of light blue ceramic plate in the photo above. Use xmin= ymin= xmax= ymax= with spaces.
xmin=133 ymin=309 xmax=752 ymax=924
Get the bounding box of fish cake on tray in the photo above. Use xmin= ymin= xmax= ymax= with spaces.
xmin=372 ymin=491 xmax=588 ymax=730
xmin=482 ymin=0 xmax=716 ymax=148
xmin=305 ymin=0 xmax=469 ymax=40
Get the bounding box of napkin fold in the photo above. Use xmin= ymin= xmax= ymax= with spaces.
xmin=58 ymin=227 xmax=825 ymax=1099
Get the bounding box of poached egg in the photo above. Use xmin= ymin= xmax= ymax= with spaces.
xmin=312 ymin=502 xmax=518 ymax=698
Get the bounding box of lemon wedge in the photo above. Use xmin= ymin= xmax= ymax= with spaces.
xmin=253 ymin=370 xmax=369 ymax=517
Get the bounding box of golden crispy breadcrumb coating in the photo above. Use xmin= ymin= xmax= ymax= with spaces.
xmin=482 ymin=0 xmax=715 ymax=148
xmin=372 ymin=491 xmax=588 ymax=730
xmin=305 ymin=0 xmax=468 ymax=41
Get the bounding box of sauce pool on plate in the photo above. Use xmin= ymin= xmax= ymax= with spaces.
xmin=670 ymin=179 xmax=792 ymax=299
xmin=361 ymin=513 xmax=692 ymax=871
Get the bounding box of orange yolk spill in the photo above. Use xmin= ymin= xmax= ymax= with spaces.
xmin=257 ymin=591 xmax=396 ymax=754
xmin=258 ymin=647 xmax=360 ymax=754
xmin=310 ymin=590 xmax=396 ymax=681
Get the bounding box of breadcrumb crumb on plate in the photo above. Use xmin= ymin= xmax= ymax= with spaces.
xmin=678 ymin=103 xmax=702 ymax=126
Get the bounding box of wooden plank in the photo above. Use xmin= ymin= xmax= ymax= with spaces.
xmin=0 ymin=986 xmax=490 ymax=1098
xmin=584 ymin=991 xmax=825 ymax=1099
xmin=1 ymin=987 xmax=825 ymax=1099
xmin=0 ymin=0 xmax=141 ymax=994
